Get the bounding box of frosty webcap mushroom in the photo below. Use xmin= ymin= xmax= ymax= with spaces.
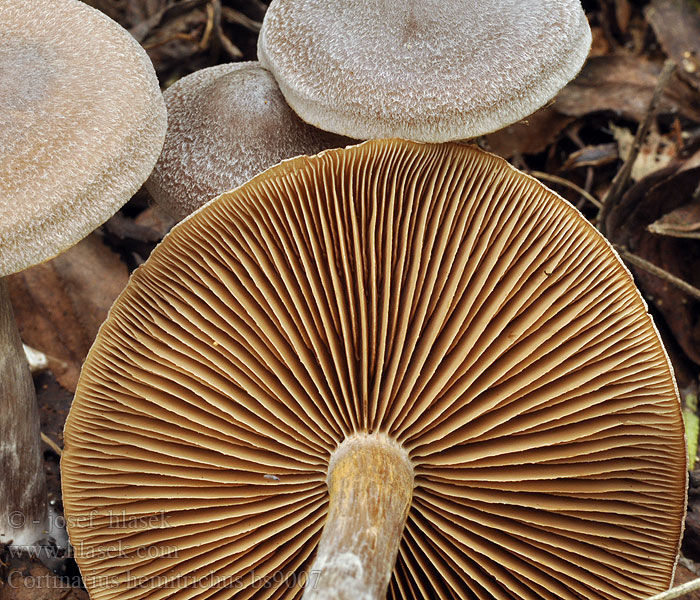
xmin=62 ymin=140 xmax=685 ymax=600
xmin=146 ymin=62 xmax=350 ymax=221
xmin=0 ymin=0 xmax=166 ymax=549
xmin=258 ymin=0 xmax=592 ymax=142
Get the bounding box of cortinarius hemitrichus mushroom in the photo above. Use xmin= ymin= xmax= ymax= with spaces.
xmin=0 ymin=0 xmax=166 ymax=548
xmin=62 ymin=140 xmax=685 ymax=600
xmin=258 ymin=0 xmax=592 ymax=142
xmin=146 ymin=62 xmax=350 ymax=221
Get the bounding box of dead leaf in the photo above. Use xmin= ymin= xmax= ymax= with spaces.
xmin=102 ymin=207 xmax=174 ymax=269
xmin=6 ymin=234 xmax=129 ymax=393
xmin=615 ymin=0 xmax=632 ymax=35
xmin=77 ymin=0 xmax=120 ymax=20
xmin=226 ymin=0 xmax=268 ymax=23
xmin=555 ymin=55 xmax=700 ymax=123
xmin=685 ymin=468 xmax=700 ymax=562
xmin=135 ymin=206 xmax=176 ymax=238
xmin=125 ymin=0 xmax=166 ymax=28
xmin=646 ymin=0 xmax=700 ymax=91
xmin=686 ymin=148 xmax=700 ymax=171
xmin=483 ymin=106 xmax=574 ymax=159
xmin=560 ymin=143 xmax=619 ymax=170
xmin=0 ymin=556 xmax=89 ymax=600
xmin=610 ymin=122 xmax=679 ymax=181
xmin=589 ymin=25 xmax=612 ymax=57
xmin=648 ymin=148 xmax=700 ymax=237
xmin=649 ymin=196 xmax=700 ymax=238
xmin=673 ymin=562 xmax=700 ymax=600
xmin=142 ymin=8 xmax=209 ymax=75
xmin=221 ymin=6 xmax=262 ymax=32
xmin=606 ymin=164 xmax=700 ymax=366
xmin=104 ymin=208 xmax=173 ymax=244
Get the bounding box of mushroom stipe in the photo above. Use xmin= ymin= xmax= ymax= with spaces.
xmin=62 ymin=140 xmax=686 ymax=600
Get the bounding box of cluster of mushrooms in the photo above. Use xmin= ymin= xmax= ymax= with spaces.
xmin=0 ymin=1 xmax=688 ymax=600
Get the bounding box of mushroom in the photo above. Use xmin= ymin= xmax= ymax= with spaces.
xmin=258 ymin=0 xmax=592 ymax=142
xmin=62 ymin=140 xmax=685 ymax=600
xmin=146 ymin=62 xmax=351 ymax=221
xmin=0 ymin=0 xmax=166 ymax=548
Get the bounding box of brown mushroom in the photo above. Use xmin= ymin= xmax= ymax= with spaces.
xmin=258 ymin=0 xmax=592 ymax=142
xmin=62 ymin=140 xmax=685 ymax=600
xmin=146 ymin=62 xmax=351 ymax=221
xmin=0 ymin=0 xmax=166 ymax=548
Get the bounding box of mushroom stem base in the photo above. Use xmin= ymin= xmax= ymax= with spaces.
xmin=0 ymin=277 xmax=47 ymax=547
xmin=303 ymin=433 xmax=414 ymax=600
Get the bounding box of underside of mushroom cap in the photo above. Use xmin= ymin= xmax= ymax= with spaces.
xmin=0 ymin=0 xmax=166 ymax=276
xmin=146 ymin=62 xmax=350 ymax=221
xmin=62 ymin=140 xmax=685 ymax=600
xmin=258 ymin=0 xmax=592 ymax=142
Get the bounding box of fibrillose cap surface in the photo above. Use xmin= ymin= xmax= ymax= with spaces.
xmin=62 ymin=140 xmax=685 ymax=599
xmin=0 ymin=0 xmax=167 ymax=276
xmin=146 ymin=62 xmax=350 ymax=221
xmin=258 ymin=0 xmax=592 ymax=142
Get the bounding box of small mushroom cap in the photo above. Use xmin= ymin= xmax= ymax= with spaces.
xmin=258 ymin=0 xmax=592 ymax=142
xmin=0 ymin=0 xmax=166 ymax=277
xmin=146 ymin=62 xmax=351 ymax=221
xmin=63 ymin=140 xmax=685 ymax=599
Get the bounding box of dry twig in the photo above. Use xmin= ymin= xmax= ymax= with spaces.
xmin=199 ymin=2 xmax=215 ymax=50
xmin=40 ymin=432 xmax=63 ymax=457
xmin=211 ymin=0 xmax=243 ymax=59
xmin=613 ymin=244 xmax=700 ymax=302
xmin=646 ymin=577 xmax=700 ymax=600
xmin=599 ymin=60 xmax=676 ymax=234
xmin=529 ymin=170 xmax=603 ymax=210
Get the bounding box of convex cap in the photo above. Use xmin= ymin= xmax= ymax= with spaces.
xmin=146 ymin=62 xmax=350 ymax=221
xmin=0 ymin=0 xmax=167 ymax=276
xmin=258 ymin=0 xmax=592 ymax=142
xmin=62 ymin=140 xmax=685 ymax=600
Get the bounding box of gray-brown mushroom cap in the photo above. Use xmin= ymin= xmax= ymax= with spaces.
xmin=146 ymin=62 xmax=351 ymax=221
xmin=258 ymin=0 xmax=592 ymax=142
xmin=0 ymin=0 xmax=167 ymax=276
xmin=62 ymin=140 xmax=685 ymax=600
